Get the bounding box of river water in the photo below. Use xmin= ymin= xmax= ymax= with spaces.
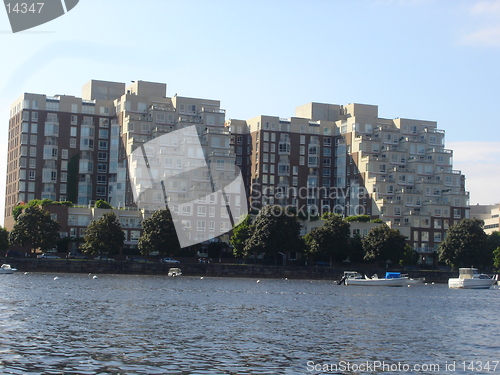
xmin=1 ymin=273 xmax=499 ymax=375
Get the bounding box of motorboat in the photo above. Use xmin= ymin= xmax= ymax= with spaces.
xmin=0 ymin=264 xmax=17 ymax=274
xmin=339 ymin=271 xmax=408 ymax=286
xmin=448 ymin=268 xmax=495 ymax=289
xmin=168 ymin=267 xmax=182 ymax=277
xmin=402 ymin=274 xmax=425 ymax=285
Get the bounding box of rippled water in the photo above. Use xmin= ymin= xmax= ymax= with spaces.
xmin=1 ymin=273 xmax=499 ymax=374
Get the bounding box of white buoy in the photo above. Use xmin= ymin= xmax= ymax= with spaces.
xmin=200 ymin=277 xmax=204 ymax=280
xmin=53 ymin=276 xmax=59 ymax=280
xmin=256 ymin=280 xmax=260 ymax=283
xmin=93 ymin=275 xmax=98 ymax=279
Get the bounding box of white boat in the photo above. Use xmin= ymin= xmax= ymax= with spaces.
xmin=448 ymin=268 xmax=495 ymax=289
xmin=168 ymin=267 xmax=182 ymax=277
xmin=402 ymin=274 xmax=425 ymax=285
xmin=341 ymin=271 xmax=408 ymax=286
xmin=0 ymin=264 xmax=17 ymax=274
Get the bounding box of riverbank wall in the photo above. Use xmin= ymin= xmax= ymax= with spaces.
xmin=1 ymin=257 xmax=461 ymax=283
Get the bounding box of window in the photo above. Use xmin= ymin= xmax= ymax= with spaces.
xmin=97 ymin=175 xmax=107 ymax=184
xmin=96 ymin=186 xmax=106 ymax=196
xmin=29 ymin=158 xmax=36 ymax=168
xmin=216 ymin=160 xmax=225 ymax=170
xmin=324 ymin=137 xmax=332 ymax=146
xmin=29 ymin=170 xmax=35 ymax=180
xmin=197 ymin=220 xmax=206 ymax=232
xmin=99 ymin=129 xmax=109 ymax=139
xmin=97 ymin=163 xmax=107 ymax=173
xmin=99 ymin=141 xmax=108 ymax=150
xmin=61 ymin=149 xmax=68 ymax=159
xmin=70 ymin=138 xmax=77 ymax=148
xmin=98 ymin=152 xmax=107 ymax=161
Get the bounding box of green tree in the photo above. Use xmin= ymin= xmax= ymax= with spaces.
xmin=400 ymin=244 xmax=419 ymax=266
xmin=304 ymin=213 xmax=351 ymax=265
xmin=347 ymin=233 xmax=365 ymax=263
xmin=0 ymin=227 xmax=9 ymax=254
xmin=245 ymin=205 xmax=301 ymax=264
xmin=488 ymin=232 xmax=500 ymax=252
xmin=9 ymin=206 xmax=60 ymax=253
xmin=138 ymin=209 xmax=180 ymax=256
xmin=230 ymin=214 xmax=252 ymax=258
xmin=80 ymin=212 xmax=125 ymax=256
xmin=493 ymin=247 xmax=500 ymax=269
xmin=94 ymin=200 xmax=113 ymax=209
xmin=362 ymin=224 xmax=407 ymax=264
xmin=438 ymin=218 xmax=489 ymax=268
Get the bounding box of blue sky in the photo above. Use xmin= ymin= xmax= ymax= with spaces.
xmin=1 ymin=0 xmax=499 ymax=223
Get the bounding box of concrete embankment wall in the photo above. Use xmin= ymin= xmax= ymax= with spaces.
xmin=2 ymin=258 xmax=458 ymax=282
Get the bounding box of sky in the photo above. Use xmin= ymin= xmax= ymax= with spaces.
xmin=0 ymin=0 xmax=499 ymax=224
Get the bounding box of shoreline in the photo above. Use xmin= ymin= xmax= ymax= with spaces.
xmin=1 ymin=257 xmax=459 ymax=283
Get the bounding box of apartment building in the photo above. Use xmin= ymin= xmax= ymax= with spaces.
xmin=228 ymin=102 xmax=470 ymax=262
xmin=470 ymin=204 xmax=500 ymax=235
xmin=5 ymin=80 xmax=241 ymax=249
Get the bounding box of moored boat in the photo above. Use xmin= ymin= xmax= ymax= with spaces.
xmin=448 ymin=268 xmax=495 ymax=289
xmin=341 ymin=271 xmax=408 ymax=286
xmin=0 ymin=264 xmax=17 ymax=274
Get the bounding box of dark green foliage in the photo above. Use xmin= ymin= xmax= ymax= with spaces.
xmin=80 ymin=212 xmax=125 ymax=255
xmin=488 ymin=232 xmax=500 ymax=252
xmin=0 ymin=227 xmax=9 ymax=253
xmin=138 ymin=209 xmax=180 ymax=256
xmin=348 ymin=233 xmax=365 ymax=263
xmin=400 ymin=244 xmax=419 ymax=266
xmin=493 ymin=247 xmax=500 ymax=269
xmin=230 ymin=215 xmax=252 ymax=258
xmin=438 ymin=218 xmax=489 ymax=268
xmin=9 ymin=206 xmax=61 ymax=253
xmin=245 ymin=205 xmax=302 ymax=262
xmin=362 ymin=224 xmax=407 ymax=263
xmin=304 ymin=213 xmax=351 ymax=263
xmin=345 ymin=215 xmax=370 ymax=222
xmin=370 ymin=218 xmax=383 ymax=223
xmin=95 ymin=200 xmax=113 ymax=209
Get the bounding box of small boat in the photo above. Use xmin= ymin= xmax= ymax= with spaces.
xmin=168 ymin=267 xmax=182 ymax=277
xmin=0 ymin=264 xmax=17 ymax=274
xmin=448 ymin=268 xmax=495 ymax=289
xmin=340 ymin=271 xmax=408 ymax=286
xmin=402 ymin=274 xmax=425 ymax=285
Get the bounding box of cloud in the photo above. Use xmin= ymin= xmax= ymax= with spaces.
xmin=471 ymin=0 xmax=500 ymax=15
xmin=461 ymin=25 xmax=500 ymax=47
xmin=448 ymin=141 xmax=500 ymax=205
xmin=461 ymin=0 xmax=500 ymax=47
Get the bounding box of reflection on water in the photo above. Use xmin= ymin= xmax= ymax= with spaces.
xmin=1 ymin=273 xmax=499 ymax=374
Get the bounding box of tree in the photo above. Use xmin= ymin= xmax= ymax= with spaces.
xmin=438 ymin=218 xmax=489 ymax=268
xmin=0 ymin=227 xmax=9 ymax=254
xmin=488 ymin=231 xmax=500 ymax=252
xmin=9 ymin=206 xmax=60 ymax=253
xmin=94 ymin=200 xmax=113 ymax=209
xmin=230 ymin=214 xmax=252 ymax=258
xmin=245 ymin=205 xmax=302 ymax=264
xmin=80 ymin=212 xmax=124 ymax=256
xmin=138 ymin=209 xmax=180 ymax=256
xmin=362 ymin=224 xmax=407 ymax=264
xmin=347 ymin=233 xmax=365 ymax=263
xmin=304 ymin=213 xmax=351 ymax=265
xmin=493 ymin=247 xmax=500 ymax=269
xmin=400 ymin=244 xmax=419 ymax=266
